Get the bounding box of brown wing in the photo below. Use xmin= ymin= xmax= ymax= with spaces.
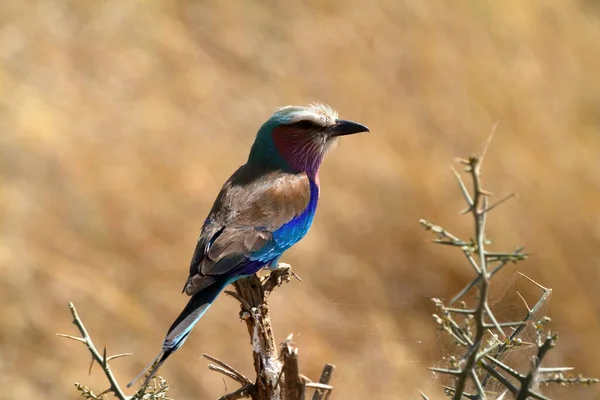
xmin=183 ymin=164 xmax=311 ymax=295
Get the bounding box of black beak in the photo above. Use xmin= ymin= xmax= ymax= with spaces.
xmin=328 ymin=119 xmax=370 ymax=137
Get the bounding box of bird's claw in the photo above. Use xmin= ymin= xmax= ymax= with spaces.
xmin=274 ymin=263 xmax=302 ymax=282
xmin=262 ymin=263 xmax=302 ymax=292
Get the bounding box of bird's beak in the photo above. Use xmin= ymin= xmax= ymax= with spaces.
xmin=328 ymin=119 xmax=370 ymax=137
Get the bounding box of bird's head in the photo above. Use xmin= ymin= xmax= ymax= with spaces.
xmin=248 ymin=103 xmax=369 ymax=178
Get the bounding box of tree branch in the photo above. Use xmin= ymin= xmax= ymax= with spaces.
xmin=421 ymin=141 xmax=597 ymax=399
xmin=206 ymin=264 xmax=335 ymax=400
xmin=57 ymin=302 xmax=132 ymax=400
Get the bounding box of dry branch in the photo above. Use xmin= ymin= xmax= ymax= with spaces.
xmin=57 ymin=302 xmax=132 ymax=400
xmin=421 ymin=143 xmax=598 ymax=399
xmin=205 ymin=264 xmax=336 ymax=400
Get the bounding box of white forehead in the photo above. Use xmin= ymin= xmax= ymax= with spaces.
xmin=272 ymin=103 xmax=339 ymax=127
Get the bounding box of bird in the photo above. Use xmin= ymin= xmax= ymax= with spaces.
xmin=127 ymin=103 xmax=369 ymax=388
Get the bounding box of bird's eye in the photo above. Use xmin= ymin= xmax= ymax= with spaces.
xmin=294 ymin=120 xmax=315 ymax=130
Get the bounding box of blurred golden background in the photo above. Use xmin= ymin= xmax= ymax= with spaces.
xmin=1 ymin=1 xmax=600 ymax=399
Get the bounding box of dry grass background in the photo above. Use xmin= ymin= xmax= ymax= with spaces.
xmin=1 ymin=1 xmax=600 ymax=399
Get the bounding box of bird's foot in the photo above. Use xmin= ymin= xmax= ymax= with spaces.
xmin=274 ymin=263 xmax=302 ymax=282
xmin=262 ymin=263 xmax=302 ymax=292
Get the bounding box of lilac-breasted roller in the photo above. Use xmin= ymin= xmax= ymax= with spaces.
xmin=127 ymin=103 xmax=369 ymax=388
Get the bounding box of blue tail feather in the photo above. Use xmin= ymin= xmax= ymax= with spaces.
xmin=127 ymin=279 xmax=230 ymax=388
xmin=163 ymin=278 xmax=230 ymax=351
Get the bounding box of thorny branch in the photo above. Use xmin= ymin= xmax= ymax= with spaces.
xmin=420 ymin=142 xmax=598 ymax=399
xmin=57 ymin=302 xmax=135 ymax=400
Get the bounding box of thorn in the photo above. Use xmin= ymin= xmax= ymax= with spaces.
xmin=221 ymin=377 xmax=228 ymax=393
xmin=482 ymin=193 xmax=517 ymax=213
xmin=56 ymin=333 xmax=87 ymax=343
xmin=290 ymin=270 xmax=303 ymax=282
xmin=518 ymin=272 xmax=552 ymax=293
xmin=106 ymin=353 xmax=134 ymax=362
xmin=516 ymin=291 xmax=531 ymax=313
xmin=479 ymin=121 xmax=498 ymax=168
xmin=88 ymin=355 xmax=94 ymax=375
xmin=450 ymin=165 xmax=474 ymax=207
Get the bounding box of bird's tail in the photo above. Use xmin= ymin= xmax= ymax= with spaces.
xmin=126 ymin=349 xmax=167 ymax=389
xmin=127 ymin=279 xmax=230 ymax=389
